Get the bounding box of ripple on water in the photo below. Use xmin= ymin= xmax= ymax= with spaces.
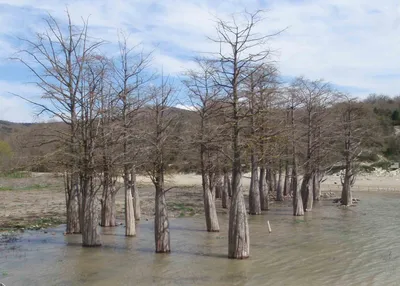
xmin=1 ymin=192 xmax=400 ymax=286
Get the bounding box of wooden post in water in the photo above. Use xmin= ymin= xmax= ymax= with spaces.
xmin=267 ymin=221 xmax=272 ymax=233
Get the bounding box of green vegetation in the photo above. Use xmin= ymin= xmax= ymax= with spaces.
xmin=168 ymin=202 xmax=196 ymax=217
xmin=1 ymin=217 xmax=65 ymax=231
xmin=0 ymin=183 xmax=51 ymax=191
xmin=0 ymin=171 xmax=32 ymax=178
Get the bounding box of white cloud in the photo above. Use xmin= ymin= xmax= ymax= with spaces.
xmin=1 ymin=0 xmax=400 ymax=122
xmin=175 ymin=104 xmax=196 ymax=111
xmin=0 ymin=81 xmax=45 ymax=123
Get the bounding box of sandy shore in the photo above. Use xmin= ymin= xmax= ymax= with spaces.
xmin=136 ymin=172 xmax=400 ymax=192
xmin=1 ymin=171 xmax=399 ymax=230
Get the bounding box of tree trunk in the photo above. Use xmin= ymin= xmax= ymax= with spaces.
xmin=259 ymin=167 xmax=268 ymax=211
xmin=82 ymin=199 xmax=101 ymax=246
xmin=292 ymin=167 xmax=304 ymax=216
xmin=100 ymin=183 xmax=116 ymax=227
xmin=313 ymin=171 xmax=321 ymax=201
xmin=65 ymin=173 xmax=80 ymax=234
xmin=155 ymin=184 xmax=171 ymax=253
xmin=300 ymin=173 xmax=313 ymax=212
xmin=131 ymin=169 xmax=141 ymax=221
xmin=283 ymin=163 xmax=290 ymax=197
xmin=341 ymin=164 xmax=353 ymax=206
xmin=228 ymin=173 xmax=250 ymax=259
xmin=222 ymin=173 xmax=229 ymax=209
xmin=227 ymin=175 xmax=232 ymax=197
xmin=249 ymin=155 xmax=261 ymax=215
xmin=215 ymin=177 xmax=222 ymax=199
xmin=125 ymin=170 xmax=136 ymax=236
xmin=276 ymin=161 xmax=283 ymax=201
xmin=307 ymin=174 xmax=314 ymax=211
xmin=203 ymin=181 xmax=220 ymax=232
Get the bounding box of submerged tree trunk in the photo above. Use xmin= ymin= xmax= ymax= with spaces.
xmin=276 ymin=161 xmax=283 ymax=201
xmin=300 ymin=173 xmax=313 ymax=212
xmin=259 ymin=167 xmax=268 ymax=211
xmin=81 ymin=177 xmax=101 ymax=247
xmin=313 ymin=171 xmax=321 ymax=201
xmin=341 ymin=162 xmax=353 ymax=206
xmin=249 ymin=155 xmax=261 ymax=215
xmin=227 ymin=175 xmax=232 ymax=198
xmin=292 ymin=168 xmax=304 ymax=216
xmin=228 ymin=173 xmax=250 ymax=259
xmin=155 ymin=181 xmax=171 ymax=253
xmin=283 ymin=163 xmax=291 ymax=197
xmin=100 ymin=182 xmax=116 ymax=227
xmin=202 ymin=172 xmax=220 ymax=232
xmin=131 ymin=169 xmax=141 ymax=221
xmin=222 ymin=173 xmax=229 ymax=209
xmin=125 ymin=169 xmax=136 ymax=236
xmin=215 ymin=176 xmax=222 ymax=199
xmin=65 ymin=173 xmax=80 ymax=234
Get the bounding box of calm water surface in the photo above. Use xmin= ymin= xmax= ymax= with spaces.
xmin=1 ymin=191 xmax=400 ymax=286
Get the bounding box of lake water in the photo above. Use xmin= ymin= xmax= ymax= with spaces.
xmin=1 ymin=191 xmax=400 ymax=286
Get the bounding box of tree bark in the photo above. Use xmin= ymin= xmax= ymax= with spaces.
xmin=313 ymin=171 xmax=321 ymax=201
xmin=292 ymin=168 xmax=304 ymax=216
xmin=81 ymin=176 xmax=101 ymax=247
xmin=155 ymin=183 xmax=171 ymax=253
xmin=131 ymin=169 xmax=141 ymax=221
xmin=259 ymin=167 xmax=268 ymax=211
xmin=228 ymin=173 xmax=250 ymax=259
xmin=65 ymin=173 xmax=80 ymax=234
xmin=203 ymin=181 xmax=220 ymax=232
xmin=227 ymin=175 xmax=232 ymax=197
xmin=125 ymin=169 xmax=136 ymax=236
xmin=283 ymin=163 xmax=291 ymax=197
xmin=341 ymin=161 xmax=353 ymax=206
xmin=249 ymin=156 xmax=261 ymax=215
xmin=222 ymin=173 xmax=229 ymax=209
xmin=300 ymin=173 xmax=313 ymax=212
xmin=276 ymin=161 xmax=283 ymax=201
xmin=100 ymin=182 xmax=116 ymax=227
xmin=215 ymin=177 xmax=222 ymax=199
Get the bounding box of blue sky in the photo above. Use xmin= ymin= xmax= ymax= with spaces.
xmin=1 ymin=0 xmax=400 ymax=122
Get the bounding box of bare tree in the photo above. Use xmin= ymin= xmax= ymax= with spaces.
xmin=334 ymin=96 xmax=376 ymax=205
xmin=291 ymin=77 xmax=338 ymax=211
xmin=210 ymin=10 xmax=283 ymax=259
xmin=113 ymin=36 xmax=152 ymax=235
xmin=144 ymin=75 xmax=179 ymax=253
xmin=12 ymin=12 xmax=103 ymax=234
xmin=183 ymin=58 xmax=221 ymax=232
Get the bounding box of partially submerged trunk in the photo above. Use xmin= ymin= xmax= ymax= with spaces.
xmin=100 ymin=182 xmax=117 ymax=227
xmin=125 ymin=169 xmax=136 ymax=236
xmin=131 ymin=169 xmax=141 ymax=221
xmin=81 ymin=177 xmax=101 ymax=247
xmin=248 ymin=155 xmax=261 ymax=215
xmin=283 ymin=163 xmax=290 ymax=197
xmin=227 ymin=175 xmax=232 ymax=197
xmin=215 ymin=177 xmax=222 ymax=199
xmin=292 ymin=166 xmax=304 ymax=216
xmin=300 ymin=173 xmax=313 ymax=212
xmin=155 ymin=178 xmax=170 ymax=253
xmin=65 ymin=173 xmax=81 ymax=234
xmin=222 ymin=173 xmax=229 ymax=209
xmin=313 ymin=171 xmax=321 ymax=201
xmin=259 ymin=167 xmax=268 ymax=211
xmin=341 ymin=162 xmax=353 ymax=206
xmin=228 ymin=173 xmax=250 ymax=259
xmin=276 ymin=161 xmax=283 ymax=201
xmin=202 ymin=172 xmax=220 ymax=232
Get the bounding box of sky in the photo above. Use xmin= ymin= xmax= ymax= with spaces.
xmin=1 ymin=0 xmax=400 ymax=122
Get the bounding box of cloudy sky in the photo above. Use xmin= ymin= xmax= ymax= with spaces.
xmin=1 ymin=0 xmax=400 ymax=122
